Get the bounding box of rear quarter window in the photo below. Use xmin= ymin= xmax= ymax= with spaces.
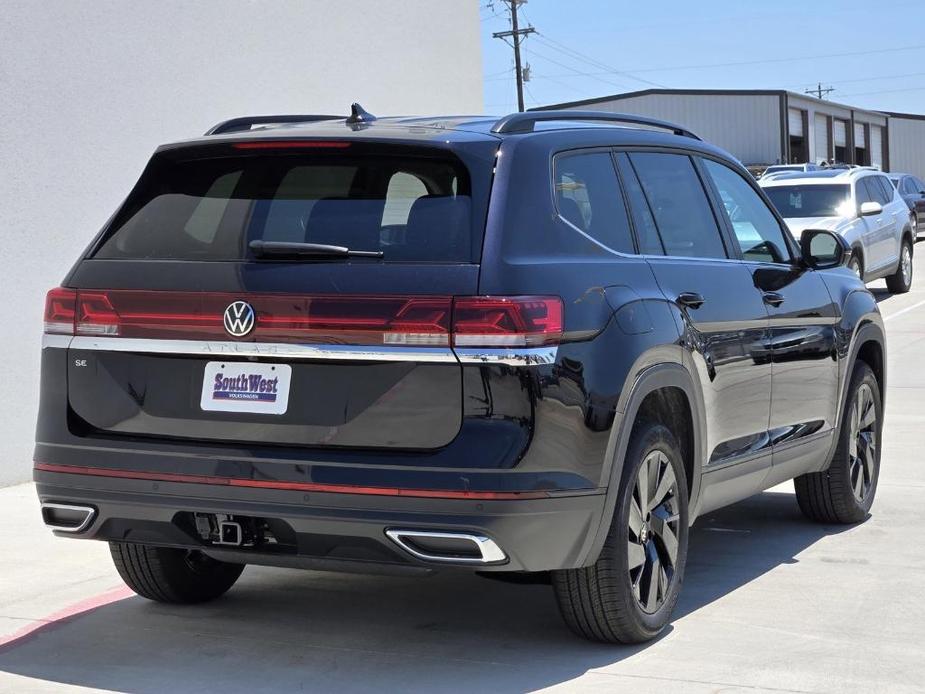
xmin=553 ymin=151 xmax=635 ymax=254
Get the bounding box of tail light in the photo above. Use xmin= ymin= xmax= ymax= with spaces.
xmin=43 ymin=289 xmax=563 ymax=348
xmin=43 ymin=288 xmax=77 ymax=335
xmin=453 ymin=296 xmax=563 ymax=347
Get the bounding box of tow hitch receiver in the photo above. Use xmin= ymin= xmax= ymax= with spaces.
xmin=193 ymin=513 xmax=261 ymax=548
xmin=218 ymin=520 xmax=243 ymax=546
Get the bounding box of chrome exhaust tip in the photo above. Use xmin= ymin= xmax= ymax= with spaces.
xmin=385 ymin=529 xmax=507 ymax=564
xmin=41 ymin=502 xmax=96 ymax=533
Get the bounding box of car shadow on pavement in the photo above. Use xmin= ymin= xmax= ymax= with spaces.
xmin=870 ymin=286 xmax=894 ymax=305
xmin=0 ymin=490 xmax=854 ymax=693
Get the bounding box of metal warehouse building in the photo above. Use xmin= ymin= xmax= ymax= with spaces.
xmin=537 ymin=89 xmax=918 ymax=174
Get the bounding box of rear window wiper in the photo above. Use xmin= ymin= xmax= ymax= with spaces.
xmin=249 ymin=240 xmax=384 ymax=259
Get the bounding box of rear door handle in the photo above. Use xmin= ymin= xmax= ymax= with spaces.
xmin=763 ymin=292 xmax=785 ymax=307
xmin=677 ymin=292 xmax=705 ymax=309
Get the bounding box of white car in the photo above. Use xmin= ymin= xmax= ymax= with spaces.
xmin=760 ymin=168 xmax=914 ymax=293
xmin=760 ymin=163 xmax=822 ymax=180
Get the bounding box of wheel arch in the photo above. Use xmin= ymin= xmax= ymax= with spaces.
xmin=578 ymin=362 xmax=706 ymax=567
xmin=852 ymin=326 xmax=886 ymax=410
xmin=850 ymin=243 xmax=865 ymax=275
xmin=902 ymin=226 xmax=915 ymax=254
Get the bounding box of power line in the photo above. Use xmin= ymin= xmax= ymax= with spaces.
xmin=785 ymin=70 xmax=925 ymax=90
xmin=618 ymin=43 xmax=925 ymax=74
xmin=522 ymin=45 xmax=636 ymax=91
xmin=837 ymin=85 xmax=925 ymax=98
xmin=530 ymin=34 xmax=668 ymax=89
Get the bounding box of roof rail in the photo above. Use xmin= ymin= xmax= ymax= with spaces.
xmin=491 ymin=110 xmax=700 ymax=139
xmin=204 ymin=114 xmax=343 ymax=136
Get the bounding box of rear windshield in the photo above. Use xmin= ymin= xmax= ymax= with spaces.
xmin=764 ymin=184 xmax=851 ymax=218
xmin=93 ymin=148 xmax=477 ymax=262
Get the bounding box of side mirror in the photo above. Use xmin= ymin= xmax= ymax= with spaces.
xmin=859 ymin=201 xmax=882 ymax=216
xmin=801 ymin=229 xmax=851 ymax=270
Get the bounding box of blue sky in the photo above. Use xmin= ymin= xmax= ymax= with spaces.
xmin=481 ymin=0 xmax=925 ymax=114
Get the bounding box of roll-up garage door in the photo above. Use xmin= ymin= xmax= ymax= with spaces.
xmin=870 ymin=125 xmax=883 ymax=168
xmin=814 ymin=114 xmax=829 ymax=162
xmin=834 ymin=120 xmax=847 ymax=147
xmin=788 ymin=108 xmax=804 ymax=137
xmin=854 ymin=122 xmax=866 ymax=148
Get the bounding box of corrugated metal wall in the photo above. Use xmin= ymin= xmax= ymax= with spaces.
xmin=560 ymin=93 xmax=783 ymax=165
xmin=889 ymin=117 xmax=925 ymax=179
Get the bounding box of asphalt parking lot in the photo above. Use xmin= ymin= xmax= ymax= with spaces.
xmin=2 ymin=275 xmax=924 ymax=694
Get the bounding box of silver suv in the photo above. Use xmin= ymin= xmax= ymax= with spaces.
xmin=761 ymin=168 xmax=914 ymax=293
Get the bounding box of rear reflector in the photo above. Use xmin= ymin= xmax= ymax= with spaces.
xmin=43 ymin=289 xmax=563 ymax=348
xmin=34 ymin=463 xmax=550 ymax=500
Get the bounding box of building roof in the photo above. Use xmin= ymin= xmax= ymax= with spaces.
xmin=532 ymin=88 xmax=889 ymax=119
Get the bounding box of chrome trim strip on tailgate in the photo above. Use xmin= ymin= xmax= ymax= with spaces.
xmin=67 ymin=336 xmax=458 ymax=363
xmin=64 ymin=337 xmax=559 ymax=366
xmin=454 ymin=346 xmax=558 ymax=366
xmin=42 ymin=334 xmax=73 ymax=349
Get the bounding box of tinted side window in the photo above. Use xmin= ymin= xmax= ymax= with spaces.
xmin=702 ymin=159 xmax=791 ymax=264
xmin=901 ymin=177 xmax=916 ymax=195
xmin=554 ymin=152 xmax=635 ymax=254
xmin=873 ymin=176 xmax=895 ymax=203
xmin=628 ymin=152 xmax=728 ymax=259
xmin=914 ymin=177 xmax=925 ymax=193
xmin=856 ymin=179 xmax=875 ymax=205
xmin=615 ymin=153 xmax=664 ymax=255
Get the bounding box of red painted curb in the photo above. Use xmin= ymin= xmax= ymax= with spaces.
xmin=0 ymin=586 xmax=133 ymax=652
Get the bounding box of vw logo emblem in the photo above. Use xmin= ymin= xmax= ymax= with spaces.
xmin=223 ymin=301 xmax=255 ymax=338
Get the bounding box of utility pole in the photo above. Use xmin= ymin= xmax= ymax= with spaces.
xmin=805 ymin=82 xmax=835 ymax=100
xmin=492 ymin=0 xmax=536 ymax=112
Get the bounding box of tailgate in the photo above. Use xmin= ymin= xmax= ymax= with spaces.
xmin=54 ymin=138 xmax=494 ymax=450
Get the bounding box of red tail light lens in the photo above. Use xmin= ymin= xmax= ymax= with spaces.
xmin=76 ymin=291 xmax=121 ymax=335
xmin=43 ymin=288 xmax=77 ymax=335
xmin=44 ymin=290 xmax=563 ymax=348
xmin=452 ymin=296 xmax=563 ymax=347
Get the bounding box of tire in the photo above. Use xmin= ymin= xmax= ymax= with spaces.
xmin=794 ymin=361 xmax=881 ymax=524
xmin=886 ymin=238 xmax=913 ymax=294
xmin=552 ymin=422 xmax=689 ymax=644
xmin=110 ymin=542 xmax=244 ymax=603
xmin=848 ymin=253 xmax=863 ymax=281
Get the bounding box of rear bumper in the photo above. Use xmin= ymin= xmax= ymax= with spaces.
xmin=34 ymin=468 xmax=606 ymax=574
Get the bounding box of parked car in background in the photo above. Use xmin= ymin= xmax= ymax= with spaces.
xmin=760 ymin=162 xmax=822 ymax=180
xmin=35 ymin=108 xmax=887 ymax=645
xmin=760 ymin=169 xmax=914 ymax=293
xmin=888 ymin=173 xmax=925 ymax=239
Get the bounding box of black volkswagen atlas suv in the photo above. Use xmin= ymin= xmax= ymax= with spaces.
xmin=35 ymin=106 xmax=885 ymax=643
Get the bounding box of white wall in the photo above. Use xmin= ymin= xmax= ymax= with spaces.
xmin=0 ymin=0 xmax=483 ymax=487
xmin=561 ymin=94 xmax=783 ymax=166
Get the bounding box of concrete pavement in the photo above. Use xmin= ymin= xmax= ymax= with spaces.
xmin=1 ymin=277 xmax=923 ymax=694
